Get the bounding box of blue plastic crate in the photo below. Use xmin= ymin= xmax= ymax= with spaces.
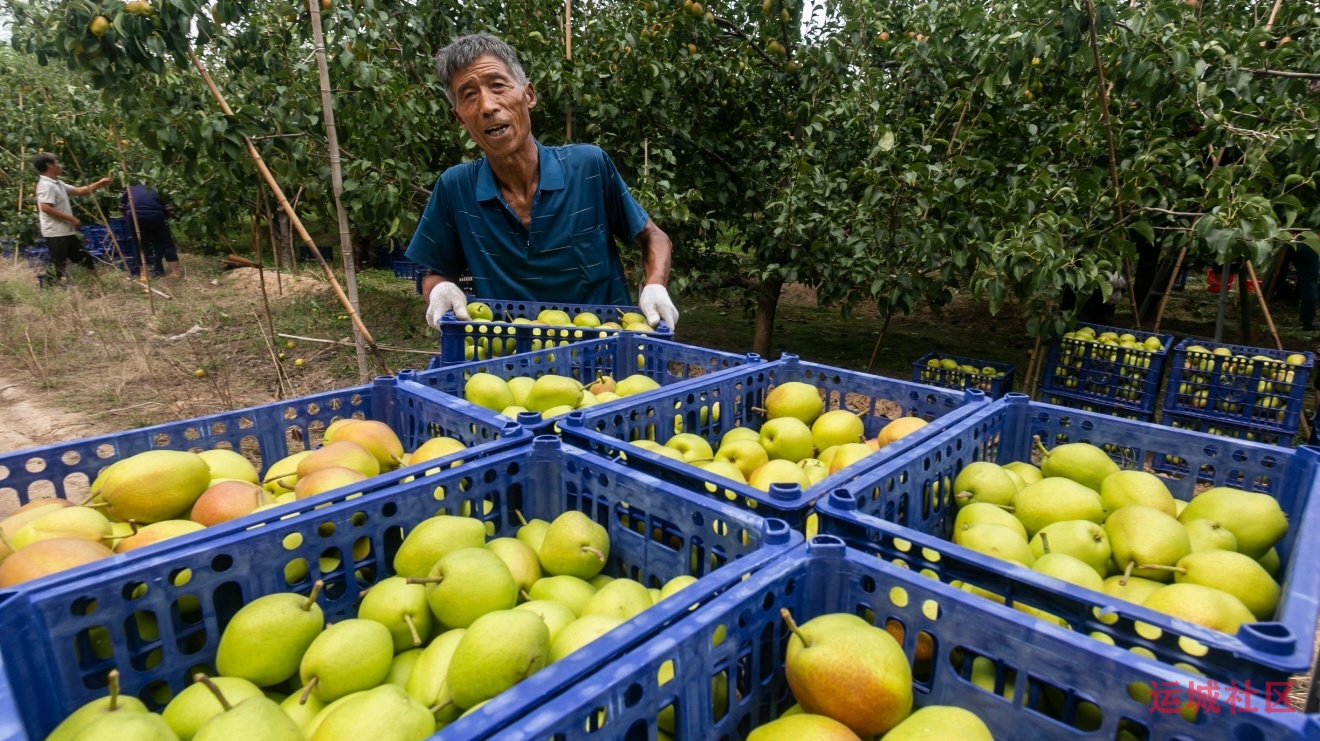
xmin=1162 ymin=340 xmax=1313 ymax=435
xmin=814 ymin=392 xmax=1320 ymax=690
xmin=392 ymin=260 xmax=417 ymax=279
xmin=1040 ymin=390 xmax=1154 ymax=466
xmin=0 ymin=438 xmax=798 ymax=741
xmin=1041 ymin=322 xmax=1173 ymax=414
xmin=408 ymin=334 xmax=752 ymax=434
xmin=912 ymin=352 xmax=1015 ymax=398
xmin=23 ymin=246 xmax=48 ymax=270
xmin=78 ymin=225 xmax=110 ymax=256
xmin=1153 ymin=411 xmax=1295 ymax=484
xmin=108 ymin=218 xmax=137 ymax=255
xmin=435 ymin=298 xmax=674 ymax=367
xmin=560 ymin=354 xmax=988 ymax=531
xmin=513 ymin=539 xmax=1320 ymax=740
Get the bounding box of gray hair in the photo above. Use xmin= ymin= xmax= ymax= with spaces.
xmin=434 ymin=33 xmax=528 ymax=108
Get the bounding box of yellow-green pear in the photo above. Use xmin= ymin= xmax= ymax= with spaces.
xmin=953 ymin=502 xmax=1026 ymax=544
xmin=297 ymin=442 xmax=380 ymax=480
xmin=216 ymin=584 xmax=325 ymax=687
xmin=162 ymin=676 xmax=265 ymax=741
xmin=958 ymin=523 xmax=1035 ymax=566
xmin=404 ymin=628 xmax=465 ymax=724
xmin=309 ymin=685 xmax=435 ymax=741
xmin=10 ymin=506 xmax=111 ymax=549
xmin=582 ymin=578 xmax=652 ymax=620
xmin=299 ymin=619 xmax=394 ymax=704
xmin=701 ymin=460 xmax=747 ymax=483
xmin=538 ymin=309 xmax=572 ymax=325
xmin=447 ymin=610 xmax=549 ymax=708
xmin=782 ymin=611 xmax=912 ymax=736
xmin=1106 ymin=505 xmax=1191 ymax=582
xmin=810 ymin=410 xmax=864 ymax=451
xmin=516 ymin=518 xmax=551 ymax=552
xmin=190 ymin=480 xmax=268 ymax=525
xmin=1029 ymin=521 xmax=1110 ymax=577
xmin=387 ymin=649 xmax=422 ymax=688
xmin=548 ymin=614 xmax=625 ymax=663
xmin=1033 ymin=552 xmax=1105 ymax=592
xmin=1037 ymin=441 xmax=1119 ymax=492
xmin=800 ymin=459 xmax=829 ymax=486
xmin=1100 ymin=471 xmax=1176 ymax=517
xmin=524 ymin=375 xmax=584 ymax=413
xmin=330 ymin=420 xmax=404 ymax=471
xmin=721 ymin=427 xmax=761 ymax=447
xmin=507 ymin=376 xmax=536 ymax=407
xmin=1159 ymin=550 xmax=1280 ymax=620
xmin=393 ymin=515 xmax=487 ymax=578
xmin=294 ymin=467 xmax=369 ymax=500
xmin=659 ymin=575 xmax=698 ymax=601
xmin=322 ymin=418 xmax=362 ymax=443
xmin=764 ymin=381 xmax=824 ymax=424
xmin=1142 ymin=583 xmax=1255 ymax=633
xmin=952 ymin=462 xmax=1018 ymax=509
xmin=1103 ymin=574 xmax=1165 ymax=603
xmin=487 ymin=537 xmax=542 ymax=592
xmin=588 ymin=574 xmax=614 ymax=590
xmin=192 ymin=679 xmax=304 ymax=741
xmin=413 ymin=547 xmax=517 ymax=629
xmin=1178 ymin=488 xmax=1288 ymax=559
xmin=114 ymin=520 xmax=206 ymax=554
xmin=0 ymin=538 xmax=113 ymax=587
xmin=1258 ymin=547 xmax=1280 ymax=576
xmin=664 ymin=432 xmax=714 ymax=462
xmin=73 ymin=712 xmax=179 ymax=741
xmin=281 ymin=689 xmax=325 ymax=728
xmin=827 ymin=443 xmax=873 ymax=476
xmin=199 ymin=449 xmax=260 ymax=485
xmin=1003 ymin=461 xmax=1043 ymax=486
xmin=410 ymin=437 xmax=466 ymax=470
xmin=98 ymin=450 xmax=212 ymax=523
xmin=45 ymin=671 xmax=148 ymax=741
xmin=0 ymin=500 xmax=74 ymax=561
xmin=614 ymin=374 xmax=660 ymax=397
xmin=538 ymin=511 xmax=610 ymax=579
xmin=359 ymin=577 xmax=434 ymax=652
xmin=1003 ymin=468 xmax=1027 ymax=492
xmin=514 ymin=600 xmax=577 ymax=643
xmin=527 ymin=575 xmax=598 ymax=616
xmin=657 ymin=660 xmax=728 ymax=734
xmin=748 ymin=459 xmax=812 ymax=491
xmin=262 ymin=451 xmax=312 ymax=491
xmin=880 ymin=705 xmax=993 ymax=741
xmin=759 ymin=417 xmax=815 ymax=463
xmin=747 ymin=714 xmax=861 ymax=740
xmin=1013 ymin=478 xmax=1104 ymax=537
xmin=1184 ymin=518 xmax=1238 ymax=552
xmin=465 ymin=373 xmax=516 ymax=412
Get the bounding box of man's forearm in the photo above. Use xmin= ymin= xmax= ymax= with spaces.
xmin=421 ymin=273 xmax=446 ymax=295
xmin=39 ymin=204 xmax=78 ymax=224
xmin=637 ymin=220 xmax=672 ymax=286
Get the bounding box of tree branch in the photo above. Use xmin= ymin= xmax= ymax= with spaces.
xmin=1244 ymin=68 xmax=1320 ymax=79
xmin=1142 ymin=206 xmax=1205 ymax=217
xmin=712 ymin=15 xmax=781 ymax=69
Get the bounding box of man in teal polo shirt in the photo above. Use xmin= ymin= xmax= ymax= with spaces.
xmin=408 ymin=33 xmax=678 ymax=330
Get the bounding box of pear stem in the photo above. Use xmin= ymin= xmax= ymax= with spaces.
xmin=1137 ymin=564 xmax=1186 ymax=574
xmin=276 ymin=478 xmax=296 ymax=491
xmin=686 ymin=457 xmax=714 ymax=464
xmin=429 ymin=699 xmax=453 ymax=715
xmin=302 ymin=580 xmax=325 ymax=612
xmin=780 ymin=608 xmax=811 ymax=648
xmin=751 ymin=407 xmax=768 ymax=414
xmin=299 ymin=677 xmax=318 ymax=705
xmin=107 ymin=669 xmax=120 ymax=712
xmin=404 ymin=614 xmax=422 ymax=646
xmin=581 ymin=546 xmax=606 ymax=563
xmin=993 ymin=504 xmax=1015 ymax=512
xmin=520 ymin=589 xmax=532 ymax=601
xmin=1120 ymin=561 xmax=1135 ymax=586
xmin=193 ymin=674 xmax=232 ymax=712
xmin=80 ymin=501 xmax=111 ymax=509
xmin=127 ymin=519 xmax=139 ymax=535
xmin=407 ymin=576 xmax=445 ymax=585
xmin=953 ymin=491 xmax=975 ymax=503
xmin=1033 ymin=435 xmax=1049 ymax=459
xmin=514 ymin=510 xmax=528 ymax=526
xmin=1039 ymin=532 xmax=1051 ymax=555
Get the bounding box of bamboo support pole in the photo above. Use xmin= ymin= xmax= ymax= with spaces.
xmin=1151 ymin=246 xmax=1188 ymax=335
xmin=111 ymin=123 xmax=154 ymax=314
xmin=61 ymin=141 xmax=147 ymax=295
xmin=251 ymin=181 xmax=288 ymax=397
xmin=15 ymin=142 xmax=24 ymax=267
xmin=307 ymin=0 xmax=369 ymax=383
xmin=187 ymin=48 xmax=391 ymax=375
xmin=258 ymin=186 xmax=284 ymax=297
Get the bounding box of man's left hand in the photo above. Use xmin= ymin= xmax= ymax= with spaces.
xmin=640 ymin=283 xmax=678 ymax=330
xmin=95 ymin=178 xmax=113 ymax=190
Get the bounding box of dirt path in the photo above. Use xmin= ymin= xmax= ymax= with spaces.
xmin=0 ymin=375 xmax=107 ymax=453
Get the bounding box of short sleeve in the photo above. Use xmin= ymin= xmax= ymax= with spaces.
xmin=405 ymin=177 xmax=467 ymax=280
xmin=63 ymin=182 xmax=76 ymax=195
xmin=599 ymin=151 xmax=650 ymax=243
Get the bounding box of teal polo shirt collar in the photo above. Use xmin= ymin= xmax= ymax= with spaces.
xmin=473 ymin=140 xmax=566 ymax=202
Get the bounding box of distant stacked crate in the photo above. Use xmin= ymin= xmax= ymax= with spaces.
xmin=1040 ymin=322 xmax=1173 ymax=421
xmin=912 ymin=352 xmax=1015 ymax=398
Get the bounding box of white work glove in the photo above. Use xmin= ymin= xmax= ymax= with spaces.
xmin=640 ymin=283 xmax=679 ymax=330
xmin=426 ymin=281 xmax=470 ymax=329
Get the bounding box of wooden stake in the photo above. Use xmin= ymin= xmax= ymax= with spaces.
xmin=110 ymin=123 xmax=154 ymax=314
xmin=187 ymin=48 xmax=391 ymax=375
xmin=1245 ymin=261 xmax=1284 ymax=352
xmin=565 ymin=0 xmax=573 ymax=140
xmin=1151 ymin=246 xmax=1188 ymax=335
xmin=258 ymin=186 xmax=284 ymax=297
xmin=15 ymin=140 xmax=23 ymax=267
xmin=307 ymin=0 xmax=369 ymax=384
xmin=865 ymin=309 xmax=894 ymax=374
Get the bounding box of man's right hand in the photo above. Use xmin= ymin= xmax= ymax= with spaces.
xmin=68 ymin=217 xmax=81 ymax=229
xmin=426 ymin=281 xmax=470 ymax=329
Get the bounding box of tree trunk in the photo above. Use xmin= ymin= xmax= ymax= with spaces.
xmin=275 ymin=210 xmax=295 ymax=271
xmin=1239 ymin=262 xmax=1252 ymax=345
xmin=753 ymin=276 xmax=783 ymax=359
xmin=1134 ymin=234 xmax=1161 ymax=323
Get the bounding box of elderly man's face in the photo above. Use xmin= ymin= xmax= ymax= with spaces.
xmin=450 ymin=54 xmax=536 ymax=159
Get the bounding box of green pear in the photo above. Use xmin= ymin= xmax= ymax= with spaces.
xmin=487 ymin=537 xmax=542 ymax=592
xmin=810 ymin=410 xmax=864 ymax=451
xmin=614 ymin=374 xmax=660 ymax=397
xmin=881 ymin=705 xmax=994 ymax=741
xmin=648 ymin=588 xmax=663 ymax=604
xmin=10 ymin=506 xmax=111 ymax=549
xmin=412 ymin=547 xmax=517 ymax=629
xmin=659 ymin=575 xmax=698 ymax=601
xmin=507 ymin=376 xmax=536 ymax=407
xmin=464 ymin=373 xmax=516 ymax=412
xmin=714 ymin=438 xmax=770 ymax=478
xmin=199 ymin=448 xmax=260 ymax=485
xmin=953 ymin=502 xmax=1026 ymax=544
xmin=1102 ymin=574 xmax=1165 ymax=604
xmin=299 ymin=619 xmax=395 ymax=704
xmin=46 ymin=671 xmax=148 ymax=741
xmin=162 ymin=677 xmax=264 ymax=741
xmin=763 ymin=381 xmax=824 ymax=424
xmin=330 ymin=420 xmax=404 ymax=471
xmin=216 ymin=583 xmax=325 ymax=687
xmin=1002 ymin=468 xmax=1027 ymax=492
xmin=589 ymin=574 xmax=614 ymax=589
xmin=97 ymin=450 xmax=212 ymax=523
xmin=262 ymin=451 xmax=311 ymax=492
xmin=514 ymin=600 xmax=577 ymax=643
xmin=527 ymin=575 xmax=598 ymax=616
xmin=407 ymin=437 xmax=467 ymax=469
xmin=1100 ymin=471 xmax=1176 ymax=517
xmin=1184 ymin=519 xmax=1238 ymax=553
xmin=1032 ymin=552 xmax=1105 ymax=592
xmin=782 ymin=611 xmax=911 ymax=736
xmin=280 ymin=690 xmax=325 ymax=729
xmin=404 ymin=628 xmax=466 ymax=723
xmin=387 ymin=649 xmax=422 ymax=688
xmin=523 ymin=375 xmax=584 ymax=413
xmin=297 ymin=442 xmax=380 ymax=480
xmin=392 ymin=515 xmax=487 ymax=578
xmin=1258 ymin=547 xmax=1281 ymax=576
xmin=582 ymin=578 xmax=652 ymax=620
xmin=958 ymin=523 xmax=1035 ymax=566
xmin=1037 ymin=441 xmax=1119 ymax=492
xmin=1003 ymin=461 xmax=1043 ymax=486
xmin=447 ymin=610 xmax=549 ymax=709
xmin=1105 ymin=505 xmax=1191 ymax=582
xmin=664 ymin=433 xmax=714 ymax=462
xmin=359 ymin=577 xmax=434 ymax=652
xmin=303 ymin=693 xmax=361 ymax=739
xmin=952 ymin=462 xmax=1018 ymax=509
xmin=746 ymin=714 xmax=861 ymax=740
xmin=192 ymin=678 xmax=304 ymax=741
xmin=1029 ymin=521 xmax=1110 ymax=577
xmin=309 ymin=685 xmax=435 ymax=741
xmin=72 ymin=712 xmax=179 ymax=741
xmin=1178 ymin=488 xmax=1288 ymax=558
xmin=538 ymin=511 xmax=610 ymax=579
xmin=1142 ymin=583 xmax=1255 ymax=633
xmin=548 ymin=614 xmax=625 ymax=663
xmin=1156 ymin=550 xmax=1280 ymax=620
xmin=1012 ymin=478 xmax=1104 ymax=537
xmin=721 ymin=427 xmax=761 ymax=447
